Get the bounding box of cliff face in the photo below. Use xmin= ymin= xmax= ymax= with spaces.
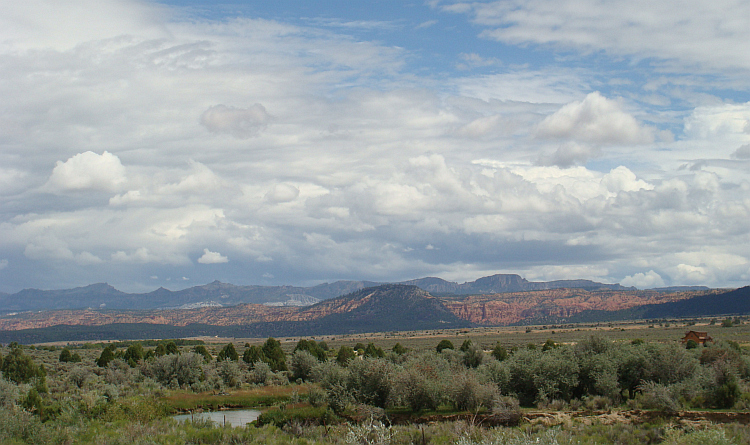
xmin=440 ymin=288 xmax=715 ymax=325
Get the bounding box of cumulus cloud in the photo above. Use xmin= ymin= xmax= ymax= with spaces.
xmin=197 ymin=248 xmax=229 ymax=264
xmin=621 ymin=270 xmax=665 ymax=289
xmin=45 ymin=151 xmax=127 ymax=193
xmin=536 ymin=92 xmax=655 ymax=145
xmin=200 ymin=104 xmax=272 ymax=139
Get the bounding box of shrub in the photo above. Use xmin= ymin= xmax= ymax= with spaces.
xmin=491 ymin=342 xmax=508 ymax=361
xmin=436 ymin=339 xmax=454 ymax=353
xmin=143 ymin=352 xmax=203 ymax=387
xmin=218 ymin=359 xmax=243 ymax=388
xmin=347 ymin=358 xmax=393 ymax=408
xmin=290 ymin=350 xmax=318 ymax=382
xmin=637 ymin=381 xmax=679 ymax=413
xmin=451 ymin=372 xmax=499 ymax=411
xmin=462 ymin=342 xmax=485 ymax=368
xmin=250 ymin=361 xmax=271 ymax=385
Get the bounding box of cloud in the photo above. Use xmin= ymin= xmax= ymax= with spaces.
xmin=200 ymin=104 xmax=272 ymax=139
xmin=264 ymin=184 xmax=300 ymax=203
xmin=731 ymin=144 xmax=750 ymax=159
xmin=621 ymin=270 xmax=665 ymax=289
xmin=45 ymin=151 xmax=127 ymax=193
xmin=536 ymin=142 xmax=599 ymax=167
xmin=445 ymin=0 xmax=750 ymax=72
xmin=536 ymin=92 xmax=655 ymax=145
xmin=198 ymin=248 xmax=229 ymax=264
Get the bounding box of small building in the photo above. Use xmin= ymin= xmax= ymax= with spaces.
xmin=681 ymin=330 xmax=713 ymax=345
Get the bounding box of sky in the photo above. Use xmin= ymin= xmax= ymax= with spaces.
xmin=1 ymin=0 xmax=749 ymax=293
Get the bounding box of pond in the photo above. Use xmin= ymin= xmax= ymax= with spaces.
xmin=172 ymin=409 xmax=262 ymax=427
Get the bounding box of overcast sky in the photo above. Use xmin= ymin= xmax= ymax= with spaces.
xmin=1 ymin=0 xmax=749 ymax=293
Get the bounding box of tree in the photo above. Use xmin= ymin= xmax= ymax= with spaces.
xmin=293 ymin=339 xmax=327 ymax=361
xmin=59 ymin=348 xmax=73 ymax=363
xmin=154 ymin=343 xmax=167 ymax=357
xmin=123 ymin=343 xmax=145 ymax=367
xmin=336 ymin=346 xmax=356 ymax=366
xmin=243 ymin=345 xmax=265 ymax=366
xmin=96 ymin=345 xmax=116 ymax=368
xmin=1 ymin=347 xmax=46 ymax=385
xmin=165 ymin=341 xmax=179 ymax=355
xmin=363 ymin=343 xmax=384 ymax=358
xmin=685 ymin=339 xmax=699 ymax=349
xmin=491 ymin=342 xmax=508 ymax=361
xmin=261 ymin=338 xmax=287 ymax=372
xmin=193 ymin=345 xmax=212 ymax=363
xmin=217 ymin=343 xmax=239 ymax=362
xmin=436 ymin=339 xmax=454 ymax=353
xmin=459 ymin=339 xmax=473 ymax=352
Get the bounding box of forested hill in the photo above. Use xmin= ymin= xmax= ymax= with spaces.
xmin=566 ymin=286 xmax=750 ymax=323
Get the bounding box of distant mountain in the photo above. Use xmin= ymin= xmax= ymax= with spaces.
xmin=0 ymin=284 xmax=472 ymax=342
xmin=0 ymin=274 xmax=632 ymax=312
xmin=405 ymin=274 xmax=633 ymax=294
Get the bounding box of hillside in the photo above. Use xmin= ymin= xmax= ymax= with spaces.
xmin=566 ymin=286 xmax=750 ymax=323
xmin=0 ymin=284 xmax=471 ymax=342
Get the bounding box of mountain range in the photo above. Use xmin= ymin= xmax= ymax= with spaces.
xmin=0 ymin=274 xmax=634 ymax=312
xmin=1 ymin=279 xmax=746 ymax=344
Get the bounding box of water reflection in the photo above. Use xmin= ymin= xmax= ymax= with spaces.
xmin=172 ymin=409 xmax=261 ymax=427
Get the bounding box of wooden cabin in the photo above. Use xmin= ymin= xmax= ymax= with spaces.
xmin=681 ymin=330 xmax=713 ymax=345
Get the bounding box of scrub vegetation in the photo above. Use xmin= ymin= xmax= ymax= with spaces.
xmin=1 ymin=330 xmax=750 ymax=444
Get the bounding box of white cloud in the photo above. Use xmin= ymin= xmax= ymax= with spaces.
xmin=198 ymin=248 xmax=229 ymax=264
xmin=536 ymin=92 xmax=655 ymax=145
xmin=449 ymin=0 xmax=750 ymax=72
xmin=45 ymin=151 xmax=127 ymax=193
xmin=621 ymin=270 xmax=665 ymax=289
xmin=200 ymin=104 xmax=272 ymax=139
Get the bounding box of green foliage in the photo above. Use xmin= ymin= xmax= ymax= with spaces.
xmin=293 ymin=339 xmax=327 ymax=361
xmin=542 ymin=339 xmax=558 ymax=351
xmin=123 ymin=342 xmax=145 ymax=366
xmin=261 ymin=337 xmax=287 ymax=372
xmin=392 ymin=342 xmax=407 ymax=355
xmin=491 ymin=342 xmax=508 ymax=361
xmin=1 ymin=347 xmax=46 ymax=384
xmin=165 ymin=341 xmax=179 ymax=355
xmin=59 ymin=347 xmax=73 ymax=362
xmin=459 ymin=339 xmax=473 ymax=352
xmin=436 ymin=339 xmax=454 ymax=353
xmin=722 ymin=318 xmax=734 ymax=327
xmin=193 ymin=345 xmax=212 ymax=363
xmin=290 ymin=349 xmax=318 ymax=381
xmin=462 ymin=342 xmax=485 ymax=368
xmin=347 ymin=358 xmax=394 ymax=408
xmin=336 ymin=345 xmax=356 ymax=366
xmin=154 ymin=343 xmax=167 ymax=356
xmin=363 ymin=342 xmax=385 ymax=358
xmin=685 ymin=339 xmax=699 ymax=349
xmin=96 ymin=345 xmax=116 ymax=367
xmin=243 ymin=345 xmax=265 ymax=365
xmin=217 ymin=343 xmax=239 ymax=362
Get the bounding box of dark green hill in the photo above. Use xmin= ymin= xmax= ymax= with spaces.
xmin=567 ymin=286 xmax=750 ymax=323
